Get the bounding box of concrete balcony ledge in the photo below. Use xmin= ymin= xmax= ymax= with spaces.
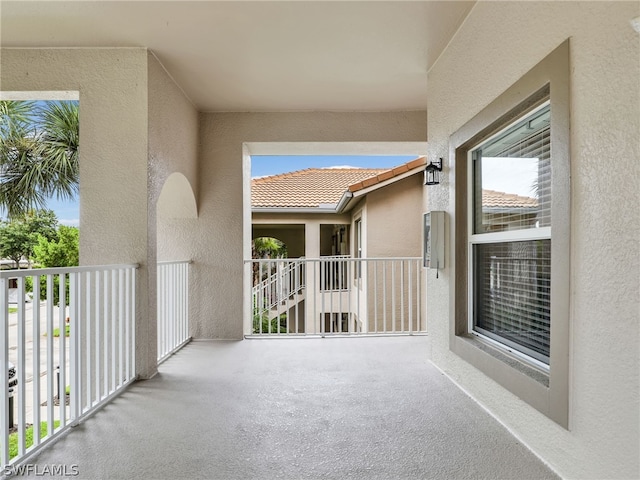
xmin=17 ymin=337 xmax=558 ymax=479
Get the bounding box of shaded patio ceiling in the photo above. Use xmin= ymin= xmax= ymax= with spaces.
xmin=0 ymin=1 xmax=475 ymax=112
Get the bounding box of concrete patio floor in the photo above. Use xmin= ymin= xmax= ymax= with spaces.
xmin=16 ymin=336 xmax=559 ymax=479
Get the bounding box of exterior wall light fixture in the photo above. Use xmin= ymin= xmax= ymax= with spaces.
xmin=424 ymin=158 xmax=443 ymax=186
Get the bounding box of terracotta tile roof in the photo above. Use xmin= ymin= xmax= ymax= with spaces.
xmin=482 ymin=189 xmax=538 ymax=208
xmin=252 ymin=157 xmax=428 ymax=209
xmin=252 ymin=168 xmax=388 ymax=208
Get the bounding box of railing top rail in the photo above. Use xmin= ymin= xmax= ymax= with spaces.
xmin=0 ymin=263 xmax=139 ymax=279
xmin=246 ymin=258 xmax=305 ymax=264
xmin=245 ymin=257 xmax=420 ymax=264
xmin=157 ymin=260 xmax=193 ymax=266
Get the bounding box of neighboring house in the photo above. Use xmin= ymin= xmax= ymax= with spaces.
xmin=252 ymin=157 xmax=425 ymax=259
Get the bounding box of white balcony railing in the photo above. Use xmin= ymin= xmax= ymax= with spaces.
xmin=157 ymin=261 xmax=191 ymax=363
xmin=0 ymin=264 xmax=137 ymax=469
xmin=247 ymin=257 xmax=424 ymax=336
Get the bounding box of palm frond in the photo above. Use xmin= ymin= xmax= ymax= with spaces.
xmin=0 ymin=100 xmax=36 ymax=138
xmin=36 ymin=101 xmax=79 ymax=200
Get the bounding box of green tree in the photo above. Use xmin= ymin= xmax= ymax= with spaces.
xmin=252 ymin=237 xmax=287 ymax=259
xmin=0 ymin=210 xmax=59 ymax=267
xmin=0 ymin=101 xmax=79 ymax=219
xmin=33 ymin=225 xmax=79 ymax=267
xmin=0 ymin=220 xmax=33 ymax=268
xmin=251 ymin=237 xmax=288 ymax=286
xmin=29 ymin=225 xmax=79 ymax=306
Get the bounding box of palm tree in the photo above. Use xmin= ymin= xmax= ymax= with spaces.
xmin=0 ymin=100 xmax=79 ymax=219
xmin=251 ymin=237 xmax=287 ymax=286
xmin=252 ymin=237 xmax=287 ymax=259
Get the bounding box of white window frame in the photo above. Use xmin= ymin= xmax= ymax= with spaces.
xmin=354 ymin=217 xmax=363 ymax=280
xmin=466 ymin=101 xmax=552 ymax=369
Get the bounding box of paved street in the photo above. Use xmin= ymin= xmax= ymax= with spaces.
xmin=7 ymin=302 xmax=68 ymax=425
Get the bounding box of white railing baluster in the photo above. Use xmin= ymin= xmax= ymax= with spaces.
xmin=58 ymin=273 xmax=66 ymax=428
xmin=95 ymin=270 xmax=101 ymax=407
xmin=85 ymin=271 xmax=92 ymax=412
xmin=46 ymin=275 xmax=54 ymax=437
xmin=183 ymin=263 xmax=189 ymax=345
xmin=401 ymin=261 xmax=405 ymax=332
xmin=382 ymin=264 xmax=388 ymax=332
xmin=32 ymin=275 xmax=41 ymax=446
xmin=125 ymin=268 xmax=131 ymax=381
xmin=111 ymin=271 xmax=117 ymax=394
xmin=17 ymin=278 xmax=26 ymax=456
xmin=356 ymin=259 xmax=360 ymax=333
xmin=130 ymin=266 xmax=137 ymax=377
xmin=407 ymin=261 xmax=413 ymax=334
xmin=0 ymin=278 xmax=8 ymax=467
xmin=118 ymin=269 xmax=124 ymax=388
xmin=70 ymin=273 xmax=80 ymax=423
xmin=373 ymin=262 xmax=378 ymax=333
xmin=102 ymin=270 xmax=108 ymax=398
xmin=416 ymin=259 xmax=422 ymax=331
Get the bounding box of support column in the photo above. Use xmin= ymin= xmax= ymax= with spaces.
xmin=304 ymin=222 xmax=320 ymax=334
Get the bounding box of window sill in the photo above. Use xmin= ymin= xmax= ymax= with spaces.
xmin=458 ymin=334 xmax=549 ymax=388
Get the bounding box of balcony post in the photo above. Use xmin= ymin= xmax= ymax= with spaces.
xmin=304 ymin=223 xmax=321 ymax=334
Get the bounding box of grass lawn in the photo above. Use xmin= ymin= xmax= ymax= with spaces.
xmin=43 ymin=325 xmax=70 ymax=337
xmin=8 ymin=307 xmax=17 ymax=314
xmin=7 ymin=420 xmax=60 ymax=459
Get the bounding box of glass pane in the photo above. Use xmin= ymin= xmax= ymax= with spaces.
xmin=473 ymin=240 xmax=551 ymax=363
xmin=472 ymin=104 xmax=551 ymax=234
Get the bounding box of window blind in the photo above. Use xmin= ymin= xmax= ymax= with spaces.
xmin=473 ymin=240 xmax=551 ymax=361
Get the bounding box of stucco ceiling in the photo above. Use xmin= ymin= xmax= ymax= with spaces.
xmin=0 ymin=1 xmax=475 ymax=112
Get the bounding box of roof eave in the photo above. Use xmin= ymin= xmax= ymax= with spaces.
xmin=252 ymin=206 xmax=339 ymax=214
xmin=349 ymin=165 xmax=426 ymax=199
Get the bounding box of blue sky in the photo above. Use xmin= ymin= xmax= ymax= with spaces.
xmin=47 ymin=195 xmax=79 ymax=227
xmin=43 ymin=155 xmax=417 ymax=225
xmin=251 ymin=155 xmax=417 ymax=178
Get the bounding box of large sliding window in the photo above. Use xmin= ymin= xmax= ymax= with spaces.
xmin=469 ymin=101 xmax=552 ymax=365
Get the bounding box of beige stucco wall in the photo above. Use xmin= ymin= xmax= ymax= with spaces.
xmin=358 ymin=175 xmax=423 ymax=332
xmin=150 ymin=51 xmax=199 ymax=264
xmin=148 ymin=52 xmax=200 ymax=364
xmin=148 ymin=52 xmax=199 ymax=264
xmin=366 ymin=174 xmax=423 ymax=258
xmin=0 ymin=48 xmax=159 ymax=378
xmin=195 ymin=112 xmax=426 ymax=339
xmin=425 ymin=2 xmax=640 ymax=479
